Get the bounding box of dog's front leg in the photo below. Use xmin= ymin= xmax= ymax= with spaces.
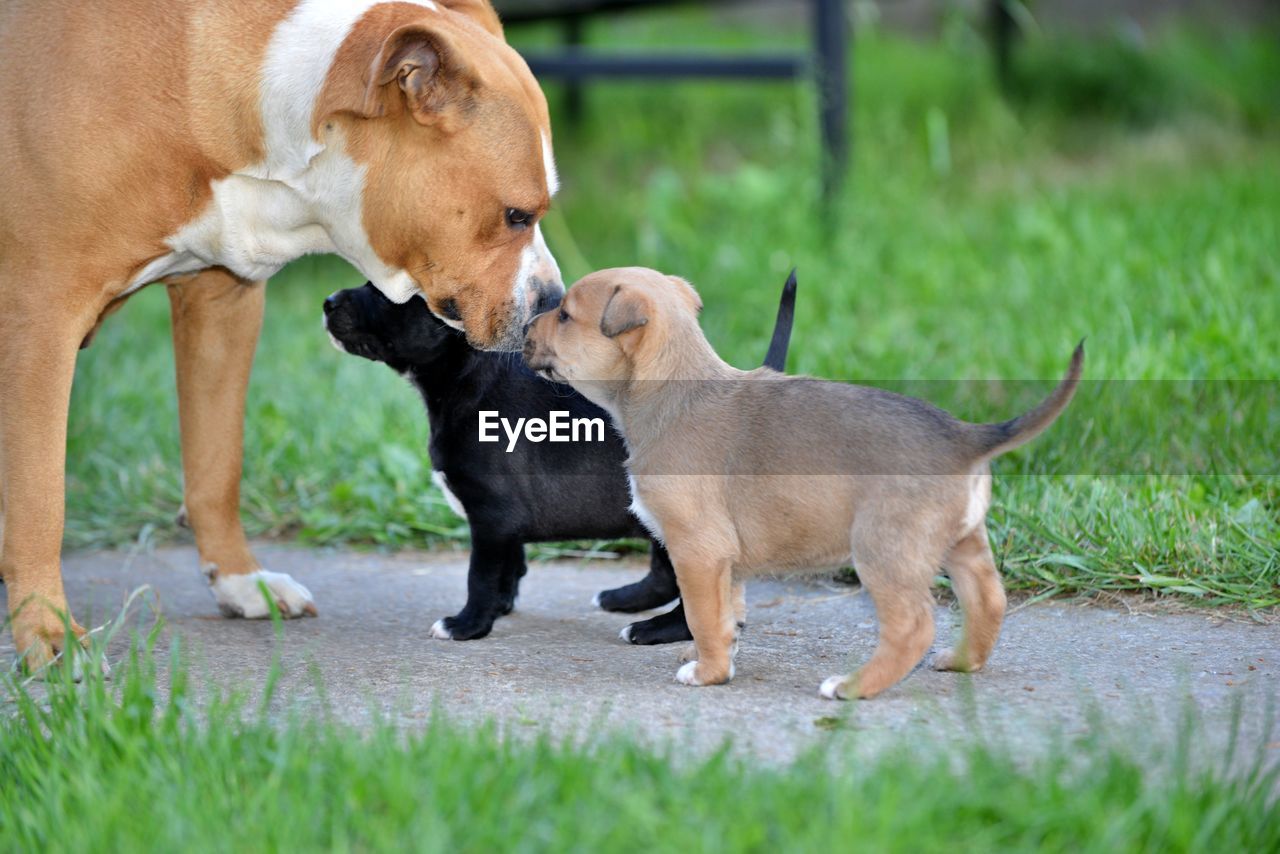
xmin=168 ymin=270 xmax=315 ymax=619
xmin=0 ymin=286 xmax=92 ymax=672
xmin=671 ymin=552 xmax=736 ymax=686
xmin=430 ymin=536 xmax=524 ymax=640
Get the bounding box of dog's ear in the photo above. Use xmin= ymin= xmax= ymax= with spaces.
xmin=436 ymin=0 xmax=504 ymax=38
xmin=319 ymin=20 xmax=480 ymax=131
xmin=668 ymin=275 xmax=703 ymax=316
xmin=600 ymin=285 xmax=652 ymax=339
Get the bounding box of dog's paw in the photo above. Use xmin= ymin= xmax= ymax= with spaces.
xmin=594 ymin=582 xmax=678 ymax=614
xmin=930 ymin=651 xmax=981 ymax=673
xmin=819 ymin=675 xmax=849 ymax=700
xmin=208 ymin=568 xmax=317 ymax=619
xmin=675 ymin=659 xmax=733 ymax=686
xmin=675 ymin=660 xmax=703 ymax=685
xmin=619 ymin=624 xmax=633 ymax=643
xmin=430 ymin=614 xmax=495 ymax=641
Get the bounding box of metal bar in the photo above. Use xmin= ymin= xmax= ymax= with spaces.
xmin=521 ymin=52 xmax=806 ymax=81
xmin=813 ymin=0 xmax=849 ymax=206
xmin=562 ymin=15 xmax=587 ymax=122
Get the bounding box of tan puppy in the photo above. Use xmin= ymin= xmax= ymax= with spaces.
xmin=0 ymin=0 xmax=562 ymax=670
xmin=525 ymin=268 xmax=1082 ymax=699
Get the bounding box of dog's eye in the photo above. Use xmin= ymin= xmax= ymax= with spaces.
xmin=505 ymin=208 xmax=534 ymax=231
xmin=558 ymin=307 xmax=570 ymax=323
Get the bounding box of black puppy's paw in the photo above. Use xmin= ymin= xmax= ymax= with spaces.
xmin=594 ymin=579 xmax=678 ymax=613
xmin=430 ymin=612 xmax=497 ymax=641
xmin=619 ymin=604 xmax=693 ymax=645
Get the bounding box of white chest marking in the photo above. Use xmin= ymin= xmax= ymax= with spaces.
xmin=432 ymin=470 xmax=469 ymax=520
xmin=627 ymin=474 xmax=665 ymax=543
xmin=128 ymin=0 xmax=436 ymax=298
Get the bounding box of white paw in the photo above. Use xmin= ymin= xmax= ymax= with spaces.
xmin=208 ymin=569 xmax=317 ymax=619
xmin=592 ymin=591 xmax=603 ymax=608
xmin=819 ymin=675 xmax=848 ymax=700
xmin=676 ymin=660 xmax=702 ymax=685
xmin=429 ymin=619 xmax=453 ymax=640
xmin=675 ymin=660 xmax=734 ymax=686
xmin=619 ymin=624 xmax=633 ymax=643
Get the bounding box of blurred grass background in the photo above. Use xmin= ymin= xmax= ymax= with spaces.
xmin=64 ymin=8 xmax=1280 ymax=606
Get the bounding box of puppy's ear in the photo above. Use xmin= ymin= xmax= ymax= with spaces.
xmin=668 ymin=276 xmax=703 ymax=316
xmin=600 ymin=285 xmax=651 ymax=339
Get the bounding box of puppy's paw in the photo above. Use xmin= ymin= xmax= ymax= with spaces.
xmin=675 ymin=659 xmax=734 ymax=686
xmin=619 ymin=624 xmax=633 ymax=643
xmin=208 ymin=568 xmax=317 ymax=619
xmin=930 ymin=651 xmax=982 ymax=673
xmin=430 ymin=613 xmax=496 ymax=641
xmin=819 ymin=675 xmax=849 ymax=700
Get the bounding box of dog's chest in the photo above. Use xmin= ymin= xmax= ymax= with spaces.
xmin=627 ymin=475 xmax=665 ymax=543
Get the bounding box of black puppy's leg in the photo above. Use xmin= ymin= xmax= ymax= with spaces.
xmin=594 ymin=543 xmax=680 ymax=613
xmin=621 ymin=601 xmax=694 ymax=645
xmin=431 ymin=538 xmax=523 ymax=641
xmin=496 ymin=548 xmax=529 ymax=615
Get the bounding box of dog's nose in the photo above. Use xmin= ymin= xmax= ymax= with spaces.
xmin=323 ymin=292 xmax=345 ymax=316
xmin=532 ymin=288 xmax=562 ymax=317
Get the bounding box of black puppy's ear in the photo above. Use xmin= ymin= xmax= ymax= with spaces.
xmin=600 ymin=285 xmax=651 ymax=338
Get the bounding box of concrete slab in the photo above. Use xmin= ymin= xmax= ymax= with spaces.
xmin=4 ymin=544 xmax=1277 ymax=764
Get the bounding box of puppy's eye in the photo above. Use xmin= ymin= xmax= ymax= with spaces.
xmin=505 ymin=208 xmax=534 ymax=231
xmin=558 ymin=307 xmax=570 ymax=323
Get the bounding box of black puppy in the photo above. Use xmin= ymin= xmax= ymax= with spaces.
xmin=324 ymin=273 xmax=795 ymax=642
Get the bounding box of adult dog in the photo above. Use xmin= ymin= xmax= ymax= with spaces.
xmin=0 ymin=0 xmax=562 ymax=670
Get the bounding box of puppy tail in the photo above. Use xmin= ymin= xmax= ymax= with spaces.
xmin=762 ymin=269 xmax=797 ymax=372
xmin=967 ymin=341 xmax=1084 ymax=461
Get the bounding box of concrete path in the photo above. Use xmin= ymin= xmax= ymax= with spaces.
xmin=4 ymin=544 xmax=1277 ymax=763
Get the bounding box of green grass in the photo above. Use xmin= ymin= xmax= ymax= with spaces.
xmin=64 ymin=15 xmax=1280 ymax=607
xmin=2 ymin=638 xmax=1276 ymax=852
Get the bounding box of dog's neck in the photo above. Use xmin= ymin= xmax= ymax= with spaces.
xmin=610 ymin=329 xmax=738 ymax=461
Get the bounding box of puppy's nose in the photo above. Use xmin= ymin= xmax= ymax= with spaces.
xmin=323 ymin=292 xmax=345 ymax=316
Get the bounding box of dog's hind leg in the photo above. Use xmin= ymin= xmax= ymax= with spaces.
xmin=0 ymin=281 xmax=96 ymax=672
xmin=621 ymin=601 xmax=694 ymax=645
xmin=594 ymin=542 xmax=679 ymax=613
xmin=821 ymin=538 xmax=938 ymax=700
xmin=931 ymin=526 xmax=1005 ymax=673
xmin=168 ymin=270 xmax=315 ymax=619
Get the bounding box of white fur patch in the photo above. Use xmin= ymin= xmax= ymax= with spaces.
xmin=962 ymin=471 xmax=992 ymax=534
xmin=431 ymin=471 xmax=468 ymax=519
xmin=675 ymin=659 xmax=734 ymax=686
xmin=541 ymin=132 xmax=560 ymax=196
xmin=591 ymin=591 xmax=604 ymax=608
xmin=627 ymin=475 xmax=665 ymax=543
xmin=131 ymin=1 xmax=437 ymax=297
xmin=619 ymin=624 xmax=633 ymax=642
xmin=429 ymin=618 xmax=453 ymax=639
xmin=208 ymin=568 xmax=316 ymax=619
xmin=819 ymin=674 xmax=847 ymax=700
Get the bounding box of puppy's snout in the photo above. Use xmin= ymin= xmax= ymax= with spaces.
xmin=323 ymin=291 xmax=345 ymax=317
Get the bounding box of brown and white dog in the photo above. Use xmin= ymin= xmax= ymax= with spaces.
xmin=0 ymin=0 xmax=562 ymax=670
xmin=525 ymin=268 xmax=1083 ymax=699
